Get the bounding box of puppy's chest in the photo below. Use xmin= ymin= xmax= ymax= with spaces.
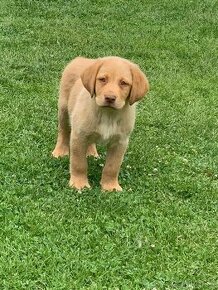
xmin=96 ymin=114 xmax=122 ymax=143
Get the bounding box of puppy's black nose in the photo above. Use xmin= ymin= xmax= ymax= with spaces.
xmin=105 ymin=95 xmax=116 ymax=104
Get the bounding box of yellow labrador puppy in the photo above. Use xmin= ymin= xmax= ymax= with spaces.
xmin=52 ymin=56 xmax=149 ymax=191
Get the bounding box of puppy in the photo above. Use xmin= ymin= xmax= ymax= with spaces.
xmin=52 ymin=56 xmax=149 ymax=191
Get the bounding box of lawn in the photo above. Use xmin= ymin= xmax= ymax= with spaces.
xmin=0 ymin=0 xmax=217 ymax=289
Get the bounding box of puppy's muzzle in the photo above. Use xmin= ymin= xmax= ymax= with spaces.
xmin=104 ymin=95 xmax=116 ymax=105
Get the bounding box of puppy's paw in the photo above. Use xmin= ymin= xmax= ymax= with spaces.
xmin=52 ymin=146 xmax=69 ymax=158
xmin=69 ymin=177 xmax=91 ymax=191
xmin=86 ymin=151 xmax=99 ymax=158
xmin=86 ymin=144 xmax=99 ymax=158
xmin=101 ymin=182 xmax=122 ymax=192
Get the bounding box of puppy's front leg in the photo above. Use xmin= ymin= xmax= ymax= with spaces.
xmin=69 ymin=136 xmax=90 ymax=190
xmin=101 ymin=140 xmax=128 ymax=191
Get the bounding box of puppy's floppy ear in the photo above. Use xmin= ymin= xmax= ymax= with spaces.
xmin=80 ymin=59 xmax=103 ymax=97
xmin=129 ymin=64 xmax=149 ymax=105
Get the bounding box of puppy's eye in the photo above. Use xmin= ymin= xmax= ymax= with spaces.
xmin=120 ymin=80 xmax=129 ymax=86
xmin=98 ymin=77 xmax=107 ymax=83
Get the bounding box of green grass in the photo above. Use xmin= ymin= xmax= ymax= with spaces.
xmin=0 ymin=0 xmax=217 ymax=289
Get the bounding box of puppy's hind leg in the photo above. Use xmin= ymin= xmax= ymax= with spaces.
xmin=86 ymin=143 xmax=99 ymax=158
xmin=52 ymin=104 xmax=70 ymax=158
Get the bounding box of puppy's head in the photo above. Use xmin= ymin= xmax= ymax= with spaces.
xmin=81 ymin=57 xmax=149 ymax=109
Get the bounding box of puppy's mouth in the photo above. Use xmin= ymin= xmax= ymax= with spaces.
xmin=101 ymin=103 xmax=126 ymax=110
xmin=95 ymin=96 xmax=124 ymax=110
xmin=102 ymin=102 xmax=117 ymax=109
xmin=96 ymin=100 xmax=120 ymax=110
